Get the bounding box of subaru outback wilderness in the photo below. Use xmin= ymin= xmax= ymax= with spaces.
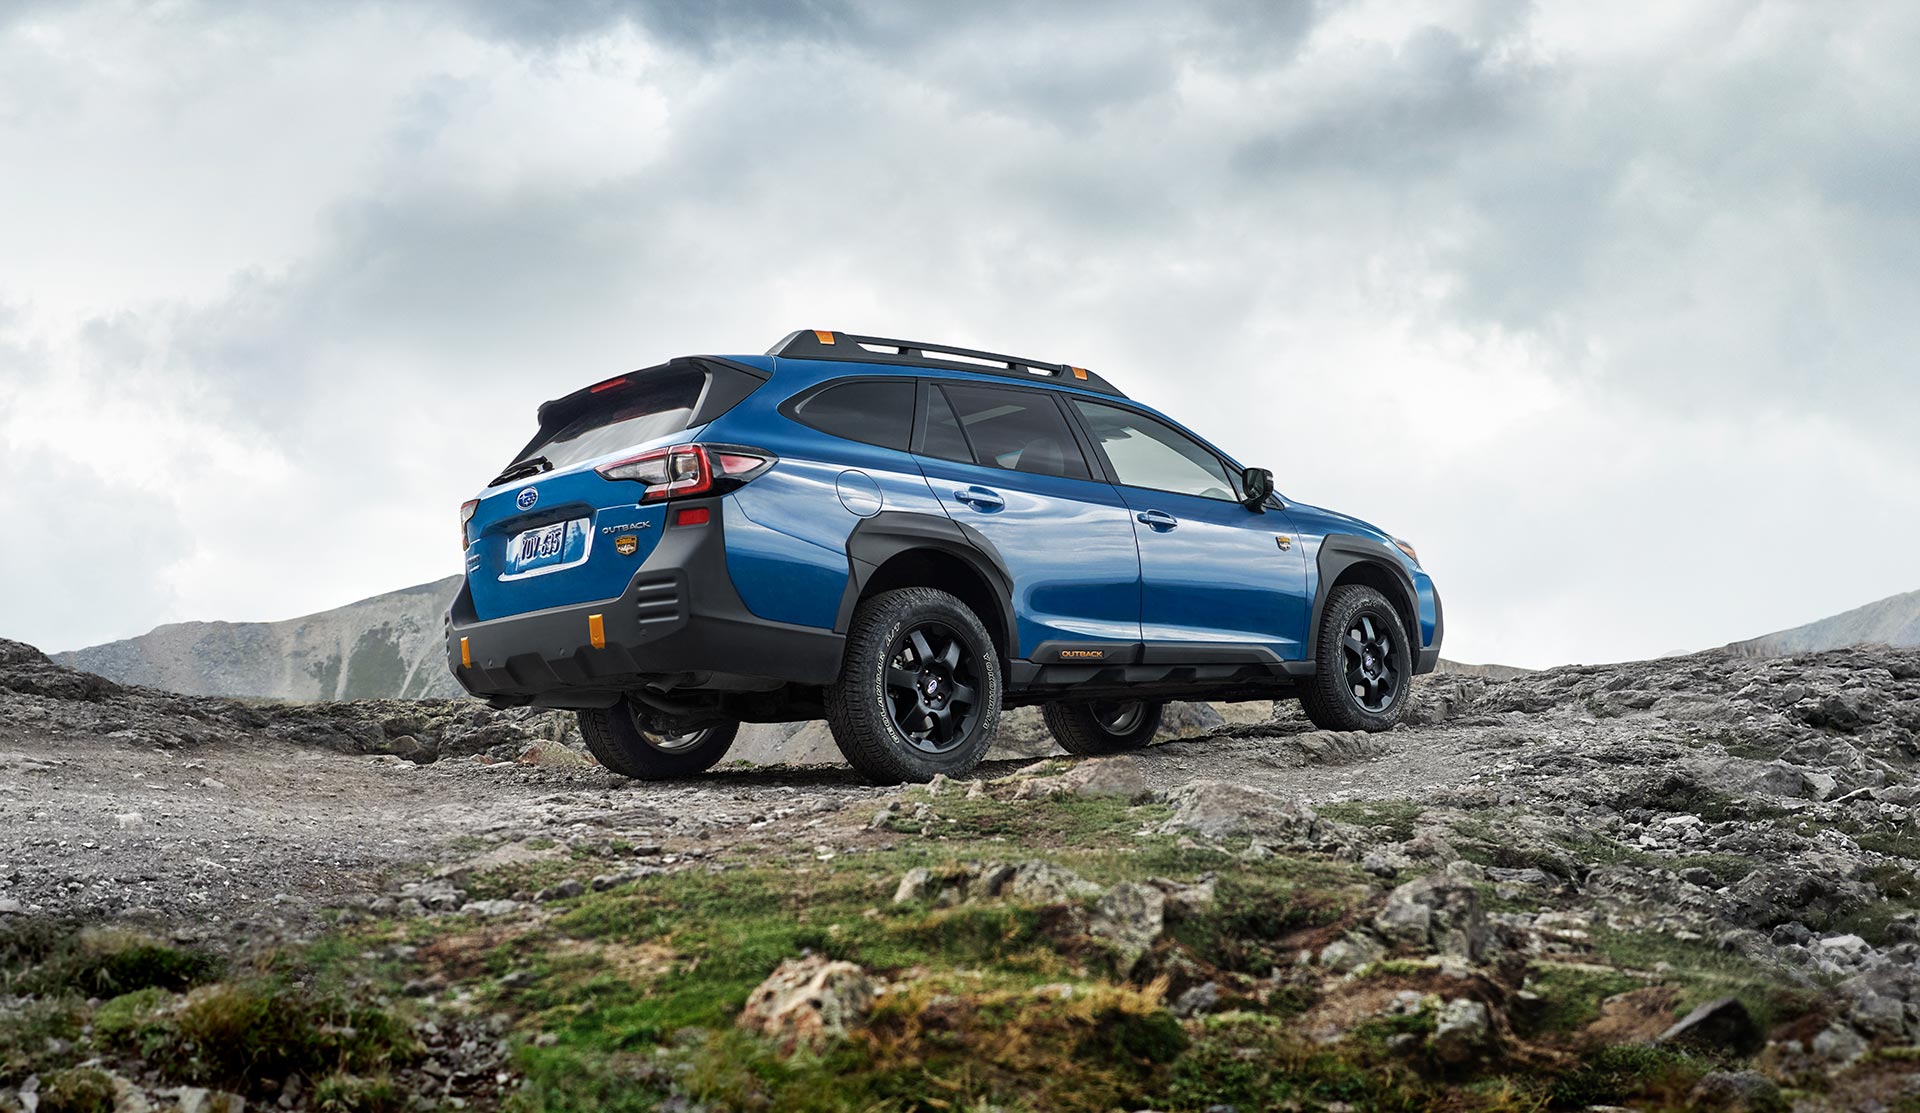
xmin=447 ymin=331 xmax=1442 ymax=784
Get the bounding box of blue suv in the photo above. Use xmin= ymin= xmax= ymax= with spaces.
xmin=447 ymin=331 xmax=1442 ymax=783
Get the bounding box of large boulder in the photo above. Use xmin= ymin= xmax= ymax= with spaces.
xmin=1090 ymin=882 xmax=1166 ymax=973
xmin=1373 ymin=872 xmax=1488 ymax=962
xmin=738 ymin=955 xmax=879 ymax=1053
xmin=1156 ymin=781 xmax=1329 ymax=843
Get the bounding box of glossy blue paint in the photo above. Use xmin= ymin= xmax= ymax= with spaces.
xmin=912 ymin=451 xmax=1143 ymax=656
xmin=720 ymin=493 xmax=849 ymax=629
xmin=1284 ymin=501 xmax=1439 ymax=648
xmin=1114 ymin=487 xmax=1310 ymax=655
xmin=465 ymin=448 xmax=682 ymax=621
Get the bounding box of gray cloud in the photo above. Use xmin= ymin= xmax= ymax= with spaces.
xmin=3 ymin=0 xmax=1918 ymax=665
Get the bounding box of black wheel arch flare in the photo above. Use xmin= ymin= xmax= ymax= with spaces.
xmin=1309 ymin=534 xmax=1425 ymax=662
xmin=836 ymin=512 xmax=1020 ymax=668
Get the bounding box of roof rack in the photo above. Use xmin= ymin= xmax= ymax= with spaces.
xmin=767 ymin=330 xmax=1126 ymax=398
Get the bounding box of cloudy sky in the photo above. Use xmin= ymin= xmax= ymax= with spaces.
xmin=3 ymin=0 xmax=1917 ymax=668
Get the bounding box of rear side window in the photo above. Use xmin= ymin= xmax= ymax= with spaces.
xmin=789 ymin=379 xmax=915 ymax=451
xmin=1071 ymin=399 xmax=1239 ymax=501
xmin=924 ymin=383 xmax=1092 ymax=481
xmin=503 ymin=362 xmax=762 ymax=477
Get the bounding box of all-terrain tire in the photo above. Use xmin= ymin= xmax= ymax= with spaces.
xmin=1041 ymin=700 xmax=1163 ymax=755
xmin=1298 ymin=584 xmax=1413 ymax=732
xmin=825 ymin=587 xmax=1002 ymax=784
xmin=577 ymin=700 xmax=739 ymax=780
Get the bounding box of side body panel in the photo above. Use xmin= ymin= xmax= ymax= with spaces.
xmin=907 ymin=373 xmax=1143 ymax=658
xmin=1114 ymin=490 xmax=1311 ymax=657
xmin=702 ymin=363 xmax=948 ymax=630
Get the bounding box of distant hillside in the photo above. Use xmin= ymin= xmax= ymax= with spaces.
xmin=54 ymin=577 xmax=464 ymax=700
xmin=1433 ymin=659 xmax=1532 ymax=681
xmin=1723 ymin=588 xmax=1920 ymax=658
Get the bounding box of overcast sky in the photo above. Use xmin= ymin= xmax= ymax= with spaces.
xmin=3 ymin=0 xmax=1917 ymax=668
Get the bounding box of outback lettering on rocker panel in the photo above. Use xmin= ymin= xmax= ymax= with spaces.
xmin=447 ymin=330 xmax=1442 ymax=784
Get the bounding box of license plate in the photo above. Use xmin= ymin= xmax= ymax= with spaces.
xmin=503 ymin=518 xmax=590 ymax=578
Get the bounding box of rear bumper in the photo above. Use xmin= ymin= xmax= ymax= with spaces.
xmin=446 ymin=498 xmax=845 ymax=706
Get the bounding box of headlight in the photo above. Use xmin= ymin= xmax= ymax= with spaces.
xmin=1392 ymin=538 xmax=1420 ymax=566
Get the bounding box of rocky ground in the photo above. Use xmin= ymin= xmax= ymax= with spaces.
xmin=2 ymin=637 xmax=1918 ymax=1111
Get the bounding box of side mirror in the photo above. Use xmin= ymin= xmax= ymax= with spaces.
xmin=1241 ymin=467 xmax=1274 ymax=511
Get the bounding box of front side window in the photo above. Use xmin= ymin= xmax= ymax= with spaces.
xmin=1071 ymin=399 xmax=1239 ymax=501
xmin=925 ymin=383 xmax=1092 ymax=480
xmin=790 ymin=378 xmax=915 ymax=451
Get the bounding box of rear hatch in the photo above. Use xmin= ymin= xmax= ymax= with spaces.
xmin=463 ymin=358 xmax=766 ymax=620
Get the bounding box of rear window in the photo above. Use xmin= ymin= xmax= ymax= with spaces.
xmin=789 ymin=378 xmax=915 ymax=451
xmin=503 ymin=362 xmax=762 ymax=476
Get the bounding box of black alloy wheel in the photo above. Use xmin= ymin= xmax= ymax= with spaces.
xmin=1343 ymin=612 xmax=1399 ymax=713
xmin=884 ymin=621 xmax=984 ymax=753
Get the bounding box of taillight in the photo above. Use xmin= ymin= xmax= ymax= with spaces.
xmin=596 ymin=444 xmax=775 ymax=501
xmin=459 ymin=499 xmax=478 ymax=548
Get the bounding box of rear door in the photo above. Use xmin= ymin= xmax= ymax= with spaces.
xmin=911 ymin=380 xmax=1142 ymax=659
xmin=1066 ymin=397 xmax=1310 ymax=661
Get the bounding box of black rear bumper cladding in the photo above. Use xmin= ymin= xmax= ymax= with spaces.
xmin=447 ymin=497 xmax=845 ymax=706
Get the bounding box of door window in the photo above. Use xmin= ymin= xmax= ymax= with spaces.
xmin=923 ymin=383 xmax=1093 ymax=481
xmin=1071 ymin=400 xmax=1239 ymax=501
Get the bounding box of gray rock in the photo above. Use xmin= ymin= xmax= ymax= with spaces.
xmin=1430 ymin=998 xmax=1493 ymax=1064
xmin=1657 ymin=996 xmax=1763 ymax=1057
xmin=1318 ymin=933 xmax=1386 ymax=973
xmin=1000 ymin=861 xmax=1101 ymax=904
xmin=1687 ymin=1070 xmax=1785 ymax=1112
xmin=893 ymin=867 xmax=933 ymax=905
xmin=1157 ymin=781 xmax=1327 ymax=842
xmin=1090 ymin=882 xmax=1166 ymax=972
xmin=1171 ymin=981 xmax=1221 ymax=1018
xmin=1373 ymin=873 xmax=1487 ymax=961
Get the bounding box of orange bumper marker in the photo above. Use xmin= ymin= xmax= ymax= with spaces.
xmin=459 ymin=637 xmax=472 ymax=668
xmin=588 ymin=614 xmax=606 ymax=649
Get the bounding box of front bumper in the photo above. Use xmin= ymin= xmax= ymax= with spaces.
xmin=446 ymin=498 xmax=845 ymax=706
xmin=1414 ymin=584 xmax=1444 ymax=675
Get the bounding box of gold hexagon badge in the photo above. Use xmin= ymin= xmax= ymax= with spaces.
xmin=614 ymin=535 xmax=639 ymax=556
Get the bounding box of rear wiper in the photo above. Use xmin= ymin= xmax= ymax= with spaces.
xmin=489 ymin=456 xmax=553 ymax=487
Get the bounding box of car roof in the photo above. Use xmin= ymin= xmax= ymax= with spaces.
xmin=760 ymin=329 xmax=1127 ymax=398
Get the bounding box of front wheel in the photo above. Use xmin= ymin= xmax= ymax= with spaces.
xmin=1041 ymin=699 xmax=1163 ymax=754
xmin=577 ymin=700 xmax=739 ymax=780
xmin=825 ymin=587 xmax=1002 ymax=784
xmin=1298 ymin=585 xmax=1412 ymax=732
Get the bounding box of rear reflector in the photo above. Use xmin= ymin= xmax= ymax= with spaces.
xmin=588 ymin=614 xmax=606 ymax=649
xmin=675 ymin=507 xmax=711 ymax=527
xmin=460 ymin=637 xmax=472 ymax=668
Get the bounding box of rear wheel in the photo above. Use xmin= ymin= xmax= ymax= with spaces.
xmin=1299 ymin=584 xmax=1412 ymax=731
xmin=1041 ymin=699 xmax=1163 ymax=754
xmin=826 ymin=587 xmax=1002 ymax=784
xmin=577 ymin=699 xmax=739 ymax=780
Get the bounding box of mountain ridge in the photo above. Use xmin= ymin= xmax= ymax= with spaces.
xmin=1721 ymin=586 xmax=1920 ymax=657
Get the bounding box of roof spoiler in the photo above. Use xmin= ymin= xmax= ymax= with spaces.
xmin=767 ymin=329 xmax=1126 ymax=398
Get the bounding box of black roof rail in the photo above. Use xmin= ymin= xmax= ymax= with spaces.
xmin=767 ymin=330 xmax=1126 ymax=398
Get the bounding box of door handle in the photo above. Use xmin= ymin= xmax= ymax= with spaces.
xmin=954 ymin=486 xmax=1005 ymax=511
xmin=1136 ymin=509 xmax=1179 ymax=532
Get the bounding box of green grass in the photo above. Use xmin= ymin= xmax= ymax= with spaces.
xmin=1318 ymin=800 xmax=1427 ymax=841
xmin=1520 ymin=965 xmax=1643 ymax=1035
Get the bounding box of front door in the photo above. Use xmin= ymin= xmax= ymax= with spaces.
xmin=911 ymin=380 xmax=1142 ymax=659
xmin=1065 ymin=397 xmax=1311 ymax=660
